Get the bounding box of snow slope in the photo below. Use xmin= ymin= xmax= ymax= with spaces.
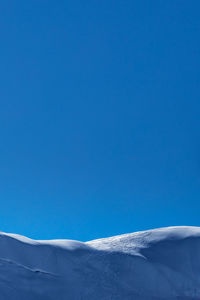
xmin=0 ymin=226 xmax=200 ymax=299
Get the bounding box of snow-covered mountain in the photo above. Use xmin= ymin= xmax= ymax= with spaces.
xmin=0 ymin=226 xmax=199 ymax=299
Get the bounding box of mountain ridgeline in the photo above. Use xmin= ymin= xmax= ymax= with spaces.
xmin=0 ymin=226 xmax=199 ymax=299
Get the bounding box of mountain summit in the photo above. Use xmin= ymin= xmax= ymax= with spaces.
xmin=0 ymin=226 xmax=199 ymax=299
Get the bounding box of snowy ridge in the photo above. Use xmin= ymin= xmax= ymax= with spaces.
xmin=0 ymin=226 xmax=200 ymax=299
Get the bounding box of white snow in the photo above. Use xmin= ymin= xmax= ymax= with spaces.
xmin=0 ymin=226 xmax=200 ymax=299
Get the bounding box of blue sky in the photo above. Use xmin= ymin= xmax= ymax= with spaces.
xmin=0 ymin=1 xmax=199 ymax=241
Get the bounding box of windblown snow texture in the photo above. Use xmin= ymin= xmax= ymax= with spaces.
xmin=0 ymin=226 xmax=199 ymax=299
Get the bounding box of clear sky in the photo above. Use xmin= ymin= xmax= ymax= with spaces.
xmin=0 ymin=1 xmax=199 ymax=241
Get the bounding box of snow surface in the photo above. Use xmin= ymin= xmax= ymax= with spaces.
xmin=0 ymin=226 xmax=200 ymax=299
